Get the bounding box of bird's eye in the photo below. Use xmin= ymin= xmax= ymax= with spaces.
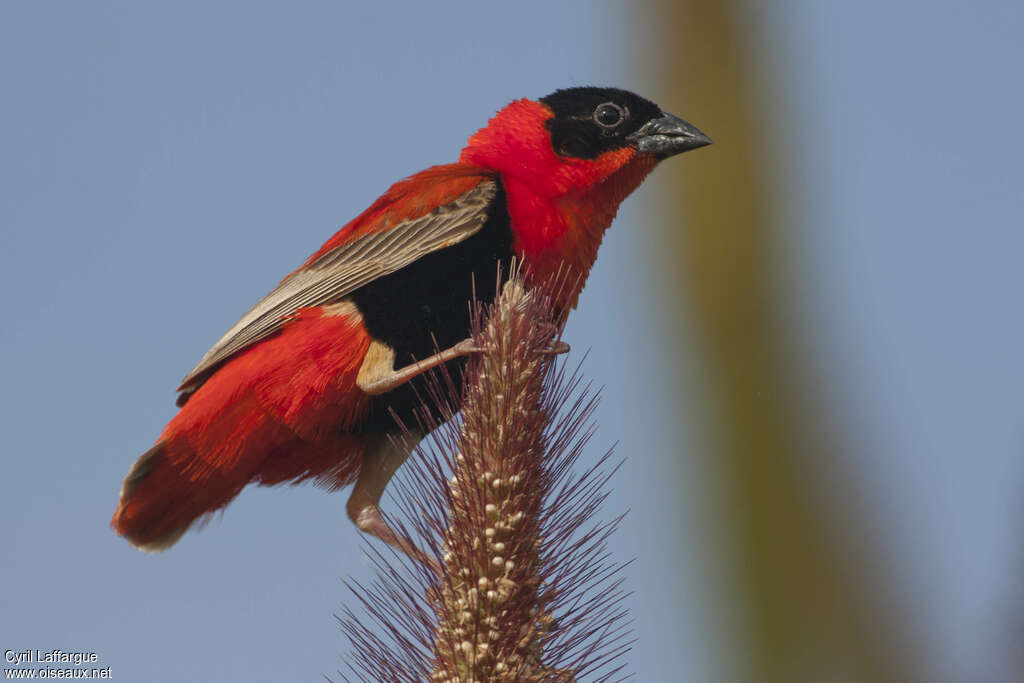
xmin=593 ymin=102 xmax=626 ymax=128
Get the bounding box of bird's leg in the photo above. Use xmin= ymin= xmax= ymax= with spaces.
xmin=358 ymin=339 xmax=480 ymax=396
xmin=358 ymin=337 xmax=569 ymax=396
xmin=347 ymin=431 xmax=440 ymax=574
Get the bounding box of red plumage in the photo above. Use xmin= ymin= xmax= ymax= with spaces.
xmin=112 ymin=87 xmax=709 ymax=554
xmin=115 ymin=307 xmax=372 ymax=549
xmin=302 ymin=164 xmax=490 ymax=266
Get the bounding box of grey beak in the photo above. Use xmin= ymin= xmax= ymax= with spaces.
xmin=627 ymin=112 xmax=712 ymax=157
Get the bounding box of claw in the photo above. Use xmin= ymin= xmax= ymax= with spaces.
xmin=452 ymin=339 xmax=485 ymax=354
xmin=538 ymin=341 xmax=570 ymax=355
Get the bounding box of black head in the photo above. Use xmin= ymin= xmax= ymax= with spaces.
xmin=540 ymin=87 xmax=711 ymax=160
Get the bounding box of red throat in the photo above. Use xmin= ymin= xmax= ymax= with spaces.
xmin=460 ymin=99 xmax=659 ymax=307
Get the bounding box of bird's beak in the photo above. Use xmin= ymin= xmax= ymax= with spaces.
xmin=627 ymin=112 xmax=712 ymax=157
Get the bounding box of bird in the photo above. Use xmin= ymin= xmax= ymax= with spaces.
xmin=111 ymin=87 xmax=710 ymax=561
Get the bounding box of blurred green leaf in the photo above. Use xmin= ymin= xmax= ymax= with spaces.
xmin=642 ymin=3 xmax=924 ymax=681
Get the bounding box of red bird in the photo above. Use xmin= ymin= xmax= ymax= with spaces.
xmin=112 ymin=87 xmax=710 ymax=558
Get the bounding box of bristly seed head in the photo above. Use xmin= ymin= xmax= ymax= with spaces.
xmin=339 ymin=267 xmax=632 ymax=683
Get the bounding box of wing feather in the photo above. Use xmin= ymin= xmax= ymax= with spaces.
xmin=177 ymin=177 xmax=497 ymax=396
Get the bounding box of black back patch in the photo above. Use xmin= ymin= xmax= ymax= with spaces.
xmin=350 ymin=180 xmax=515 ymax=432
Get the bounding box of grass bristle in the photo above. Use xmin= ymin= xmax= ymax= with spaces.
xmin=337 ymin=267 xmax=633 ymax=682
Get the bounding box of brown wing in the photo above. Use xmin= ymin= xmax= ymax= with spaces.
xmin=177 ymin=178 xmax=497 ymax=397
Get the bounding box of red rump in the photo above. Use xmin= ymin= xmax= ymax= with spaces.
xmin=112 ymin=307 xmax=372 ymax=549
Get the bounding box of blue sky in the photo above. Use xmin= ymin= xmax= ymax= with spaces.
xmin=769 ymin=4 xmax=1024 ymax=679
xmin=2 ymin=2 xmax=1023 ymax=681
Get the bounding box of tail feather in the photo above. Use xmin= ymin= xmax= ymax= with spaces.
xmin=111 ymin=440 xmax=248 ymax=552
xmin=112 ymin=435 xmax=367 ymax=552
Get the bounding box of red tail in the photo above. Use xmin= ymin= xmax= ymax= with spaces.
xmin=112 ymin=433 xmax=367 ymax=551
xmin=111 ymin=439 xmax=249 ymax=551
